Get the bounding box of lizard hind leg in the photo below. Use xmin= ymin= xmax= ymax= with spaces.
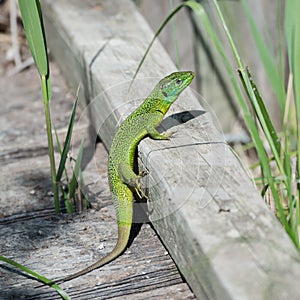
xmin=118 ymin=162 xmax=147 ymax=199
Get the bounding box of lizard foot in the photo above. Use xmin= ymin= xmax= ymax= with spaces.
xmin=134 ymin=178 xmax=148 ymax=199
xmin=138 ymin=170 xmax=148 ymax=178
xmin=161 ymin=130 xmax=174 ymax=139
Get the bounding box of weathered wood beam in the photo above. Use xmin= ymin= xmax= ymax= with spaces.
xmin=42 ymin=0 xmax=300 ymax=299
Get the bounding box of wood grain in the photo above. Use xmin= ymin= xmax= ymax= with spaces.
xmin=38 ymin=0 xmax=300 ymax=299
xmin=0 ymin=54 xmax=193 ymax=298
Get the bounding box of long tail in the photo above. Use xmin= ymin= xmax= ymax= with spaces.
xmin=48 ymin=224 xmax=131 ymax=285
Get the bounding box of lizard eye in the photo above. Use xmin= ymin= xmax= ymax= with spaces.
xmin=175 ymin=79 xmax=182 ymax=85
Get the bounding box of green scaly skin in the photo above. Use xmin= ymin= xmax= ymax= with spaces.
xmin=55 ymin=71 xmax=194 ymax=283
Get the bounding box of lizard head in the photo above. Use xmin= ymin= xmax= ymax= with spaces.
xmin=157 ymin=71 xmax=194 ymax=104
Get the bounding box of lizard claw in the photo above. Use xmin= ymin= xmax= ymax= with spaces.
xmin=162 ymin=130 xmax=175 ymax=139
xmin=135 ymin=187 xmax=148 ymax=199
xmin=138 ymin=170 xmax=148 ymax=177
xmin=134 ymin=178 xmax=148 ymax=199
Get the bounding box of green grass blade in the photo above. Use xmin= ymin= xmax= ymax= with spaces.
xmin=194 ymin=0 xmax=290 ymax=235
xmin=131 ymin=0 xmax=245 ymax=116
xmin=238 ymin=69 xmax=292 ymax=236
xmin=41 ymin=74 xmax=51 ymax=104
xmin=285 ymin=0 xmax=300 ymax=232
xmin=19 ymin=0 xmax=59 ymax=212
xmin=131 ymin=0 xmax=241 ymax=81
xmin=54 ymin=128 xmax=70 ymax=184
xmin=132 ymin=0 xmax=297 ymax=245
xmin=240 ymin=0 xmax=286 ymax=111
xmin=69 ymin=137 xmax=85 ymax=200
xmin=18 ymin=0 xmax=48 ymax=77
xmin=276 ymin=0 xmax=285 ymax=92
xmin=55 ymin=128 xmax=73 ymax=213
xmin=211 ymin=0 xmax=282 ymax=170
xmin=246 ymin=69 xmax=281 ymax=159
xmin=79 ymin=169 xmax=91 ymax=208
xmin=285 ymin=0 xmax=300 ymax=199
xmin=56 ymin=96 xmax=78 ymax=182
xmin=243 ymin=68 xmax=296 ymax=242
xmin=63 ymin=192 xmax=74 ymax=214
xmin=192 ymin=0 xmax=298 ymax=245
xmin=54 ymin=128 xmax=62 ymax=155
xmin=131 ymin=3 xmax=184 ymax=84
xmin=191 ymin=0 xmax=292 ymax=238
xmin=210 ymin=0 xmax=243 ymax=68
xmin=42 ymin=76 xmax=59 ymax=213
xmin=0 ymin=256 xmax=69 ymax=299
xmin=169 ymin=0 xmax=181 ymax=69
xmin=285 ymin=0 xmax=300 ymax=82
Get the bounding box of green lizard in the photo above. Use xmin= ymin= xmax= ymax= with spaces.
xmin=55 ymin=71 xmax=194 ymax=283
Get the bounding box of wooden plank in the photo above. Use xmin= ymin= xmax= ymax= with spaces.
xmin=41 ymin=0 xmax=300 ymax=299
xmin=0 ymin=62 xmax=194 ymax=298
xmin=0 ymin=212 xmax=194 ymax=299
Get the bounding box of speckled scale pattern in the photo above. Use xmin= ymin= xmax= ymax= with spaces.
xmin=108 ymin=71 xmax=195 ymax=226
xmin=56 ymin=71 xmax=194 ymax=283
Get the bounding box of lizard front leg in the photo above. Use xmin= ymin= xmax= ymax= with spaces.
xmin=146 ymin=124 xmax=173 ymax=140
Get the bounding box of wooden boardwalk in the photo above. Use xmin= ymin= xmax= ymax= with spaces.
xmin=1 ymin=0 xmax=300 ymax=299
xmin=0 ymin=63 xmax=194 ymax=299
